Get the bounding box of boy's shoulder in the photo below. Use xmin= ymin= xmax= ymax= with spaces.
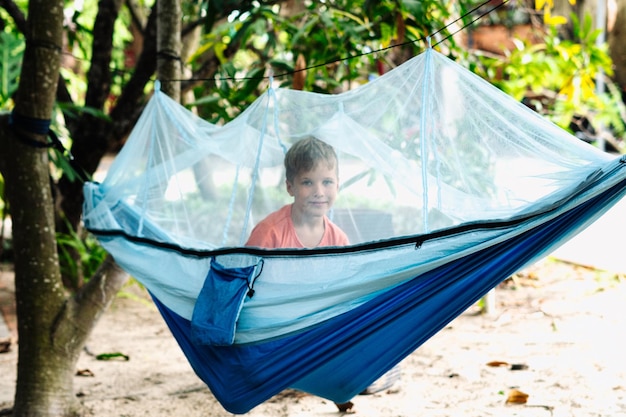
xmin=251 ymin=204 xmax=293 ymax=235
xmin=261 ymin=204 xmax=292 ymax=225
xmin=246 ymin=204 xmax=295 ymax=248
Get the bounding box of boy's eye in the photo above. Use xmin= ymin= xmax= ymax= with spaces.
xmin=323 ymin=180 xmax=334 ymax=186
xmin=302 ymin=180 xmax=312 ymax=186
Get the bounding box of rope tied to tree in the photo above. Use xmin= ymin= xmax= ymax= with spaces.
xmin=8 ymin=111 xmax=71 ymax=159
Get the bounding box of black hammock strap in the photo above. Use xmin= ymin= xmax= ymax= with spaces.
xmin=9 ymin=111 xmax=71 ymax=158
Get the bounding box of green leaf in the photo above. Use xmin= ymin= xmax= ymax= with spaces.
xmin=232 ymin=67 xmax=265 ymax=102
xmin=0 ymin=31 xmax=25 ymax=108
xmin=96 ymin=352 xmax=130 ymax=361
xmin=186 ymin=95 xmax=220 ymax=107
xmin=268 ymin=59 xmax=294 ymax=75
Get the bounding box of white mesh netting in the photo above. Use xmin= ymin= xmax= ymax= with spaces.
xmin=87 ymin=48 xmax=612 ymax=250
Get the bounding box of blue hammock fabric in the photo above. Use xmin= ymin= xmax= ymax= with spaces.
xmin=83 ymin=46 xmax=626 ymax=414
xmin=155 ymin=163 xmax=626 ymax=413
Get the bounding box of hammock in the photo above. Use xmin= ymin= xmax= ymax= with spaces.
xmin=83 ymin=47 xmax=626 ymax=414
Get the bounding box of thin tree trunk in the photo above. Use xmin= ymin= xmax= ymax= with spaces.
xmin=157 ymin=0 xmax=181 ymax=101
xmin=608 ymin=0 xmax=626 ymax=92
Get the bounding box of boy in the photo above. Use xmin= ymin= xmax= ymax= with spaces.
xmin=247 ymin=137 xmax=389 ymax=412
xmin=246 ymin=136 xmax=349 ymax=249
xmin=246 ymin=136 xmax=353 ymax=411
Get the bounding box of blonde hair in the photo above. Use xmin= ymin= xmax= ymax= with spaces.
xmin=284 ymin=137 xmax=338 ymax=182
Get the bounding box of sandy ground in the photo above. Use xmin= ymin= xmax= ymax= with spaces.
xmin=1 ymin=258 xmax=625 ymax=417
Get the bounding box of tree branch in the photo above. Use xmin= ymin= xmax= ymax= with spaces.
xmin=0 ymin=0 xmax=27 ymax=34
xmin=85 ymin=0 xmax=123 ymax=110
xmin=54 ymin=255 xmax=129 ymax=353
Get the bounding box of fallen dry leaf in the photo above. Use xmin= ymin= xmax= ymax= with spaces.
xmin=486 ymin=361 xmax=510 ymax=367
xmin=0 ymin=339 xmax=11 ymax=354
xmin=506 ymin=388 xmax=529 ymax=404
xmin=76 ymin=368 xmax=95 ymax=377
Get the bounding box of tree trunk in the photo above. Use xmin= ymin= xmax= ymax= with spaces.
xmin=1 ymin=1 xmax=69 ymax=414
xmin=0 ymin=1 xmax=130 ymax=415
xmin=157 ymin=0 xmax=181 ymax=100
xmin=608 ymin=0 xmax=626 ymax=93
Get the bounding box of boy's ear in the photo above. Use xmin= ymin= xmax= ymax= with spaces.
xmin=286 ymin=179 xmax=295 ymax=196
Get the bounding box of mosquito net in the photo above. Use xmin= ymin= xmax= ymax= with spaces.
xmin=86 ymin=48 xmax=611 ymax=252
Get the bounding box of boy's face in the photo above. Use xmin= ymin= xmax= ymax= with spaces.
xmin=287 ymin=161 xmax=339 ymax=221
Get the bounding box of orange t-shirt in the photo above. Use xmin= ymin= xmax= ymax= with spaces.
xmin=245 ymin=204 xmax=349 ymax=249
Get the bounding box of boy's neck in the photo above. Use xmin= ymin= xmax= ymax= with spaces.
xmin=290 ymin=204 xmax=326 ymax=247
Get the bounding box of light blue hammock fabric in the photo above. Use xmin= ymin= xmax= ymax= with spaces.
xmin=83 ymin=47 xmax=626 ymax=414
